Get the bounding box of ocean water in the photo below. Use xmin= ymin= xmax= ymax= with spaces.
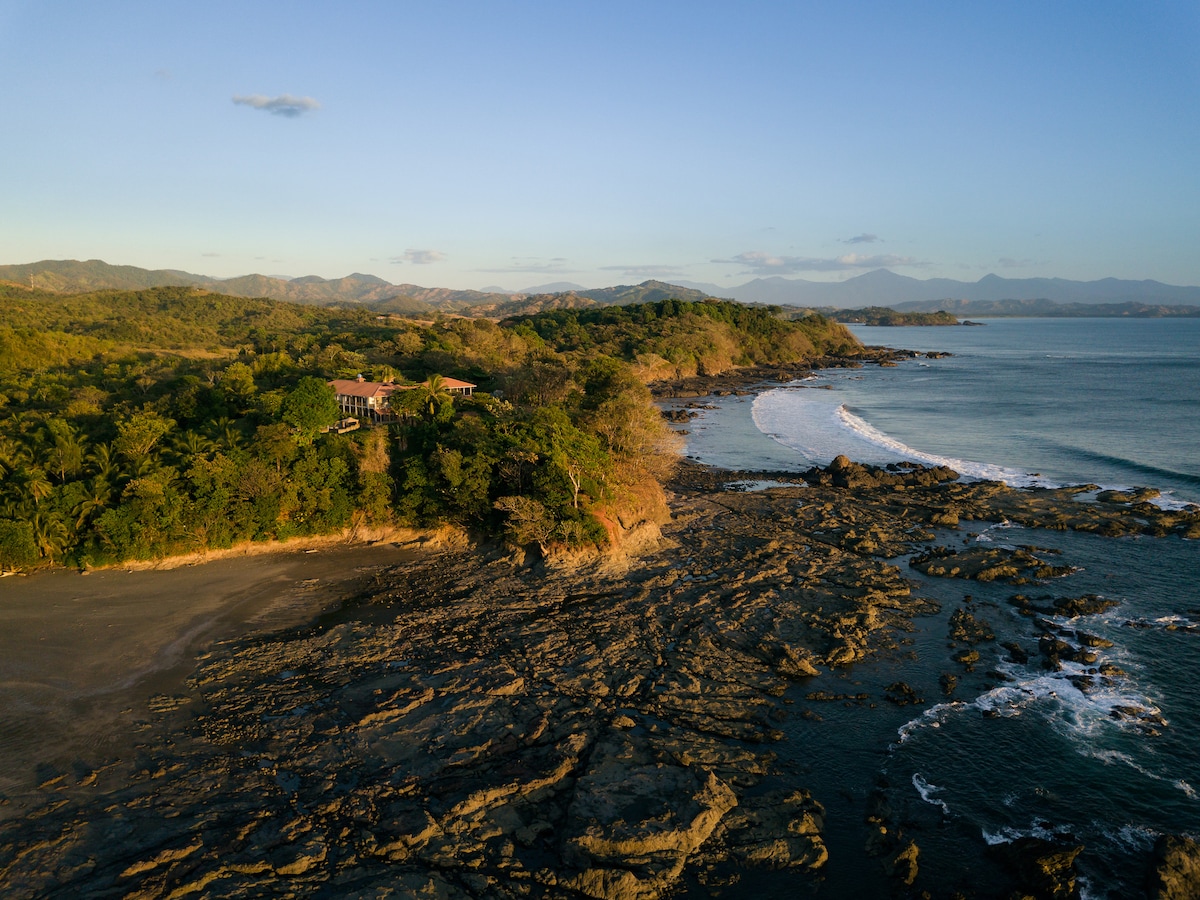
xmin=671 ymin=318 xmax=1200 ymax=897
xmin=744 ymin=318 xmax=1200 ymax=506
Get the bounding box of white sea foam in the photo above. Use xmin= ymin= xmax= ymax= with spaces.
xmin=891 ymin=681 xmax=1056 ymax=747
xmin=1154 ymin=615 xmax=1194 ymax=626
xmin=893 ymin=701 xmax=966 ymax=745
xmin=893 ymin=648 xmax=1164 ymax=762
xmin=1145 ymin=494 xmax=1200 ymax=512
xmin=971 ymin=519 xmax=1023 ymax=544
xmin=912 ymin=773 xmax=951 ymax=815
xmin=751 ymin=389 xmax=1052 ymax=488
xmin=1092 ymin=749 xmax=1200 ymax=799
xmin=1005 ymin=655 xmax=1163 ymax=736
xmin=982 ymin=820 xmax=1074 ymax=846
xmin=1122 ymin=614 xmax=1200 ymax=634
xmin=751 ymin=388 xmax=1200 ymax=508
xmin=1074 ymin=484 xmax=1198 ymax=512
xmin=1104 ymin=823 xmax=1159 ymax=852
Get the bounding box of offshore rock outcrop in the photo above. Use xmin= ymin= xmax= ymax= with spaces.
xmin=1148 ymin=835 xmax=1200 ymax=899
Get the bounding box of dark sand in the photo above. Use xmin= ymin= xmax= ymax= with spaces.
xmin=0 ymin=543 xmax=416 ymax=807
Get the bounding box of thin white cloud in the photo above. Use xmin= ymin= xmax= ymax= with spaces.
xmin=598 ymin=264 xmax=686 ymax=278
xmin=842 ymin=233 xmax=881 ymax=244
xmin=997 ymin=256 xmax=1047 ymax=269
xmin=476 ymin=257 xmax=575 ymax=275
xmin=232 ymin=93 xmax=321 ymax=118
xmin=391 ymin=249 xmax=446 ymax=265
xmin=714 ymin=250 xmax=924 ymax=275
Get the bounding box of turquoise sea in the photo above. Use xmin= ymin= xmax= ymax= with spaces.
xmin=674 ymin=318 xmax=1200 ymax=898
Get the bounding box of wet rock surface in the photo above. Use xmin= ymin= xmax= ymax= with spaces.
xmin=1 ymin=458 xmax=1197 ymax=898
xmin=988 ymin=836 xmax=1085 ymax=899
xmin=1148 ymin=834 xmax=1200 ymax=899
xmin=647 ymin=354 xmax=913 ymax=400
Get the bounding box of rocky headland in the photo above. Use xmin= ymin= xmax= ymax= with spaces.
xmin=1 ymin=451 xmax=1198 ymax=898
xmin=646 ymin=351 xmax=929 ymax=401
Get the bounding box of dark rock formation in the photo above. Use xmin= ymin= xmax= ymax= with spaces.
xmin=990 ymin=837 xmax=1085 ymax=899
xmin=3 ymin=456 xmax=1197 ymax=897
xmin=884 ymin=682 xmax=924 ymax=706
xmin=949 ymin=607 xmax=996 ymax=643
xmin=1147 ymin=834 xmax=1200 ymax=899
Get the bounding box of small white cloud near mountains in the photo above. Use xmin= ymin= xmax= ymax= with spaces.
xmin=232 ymin=94 xmax=321 ymax=117
xmin=477 ymin=258 xmax=573 ymax=275
xmin=599 ymin=264 xmax=687 ymax=279
xmin=717 ymin=250 xmax=923 ymax=275
xmin=391 ymin=249 xmax=446 ymax=265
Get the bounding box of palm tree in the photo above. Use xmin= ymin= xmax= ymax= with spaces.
xmin=17 ymin=466 xmax=54 ymax=506
xmin=87 ymin=443 xmax=121 ymax=482
xmin=419 ymin=374 xmax=449 ymax=417
xmin=73 ymin=478 xmax=113 ymax=529
xmin=127 ymin=454 xmax=164 ymax=481
xmin=220 ymin=422 xmax=244 ymax=451
xmin=43 ymin=422 xmax=85 ymax=483
xmin=1 ymin=434 xmax=35 ymax=471
xmin=207 ymin=416 xmax=243 ymax=452
xmin=0 ymin=496 xmax=26 ymax=520
xmin=171 ymin=429 xmax=215 ymax=464
xmin=2 ymin=410 xmax=38 ymax=442
xmin=29 ymin=510 xmax=68 ymax=561
xmin=0 ymin=437 xmax=16 ymax=482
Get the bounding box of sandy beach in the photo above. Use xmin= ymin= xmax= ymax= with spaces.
xmin=0 ymin=541 xmax=419 ymax=807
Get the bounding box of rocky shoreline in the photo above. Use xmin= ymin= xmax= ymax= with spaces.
xmin=646 ymin=350 xmax=935 ymax=400
xmin=1 ymin=451 xmax=1197 ymax=898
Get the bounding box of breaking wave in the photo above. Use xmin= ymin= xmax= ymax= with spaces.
xmin=751 ymin=389 xmax=1048 ymax=487
xmin=751 ymin=388 xmax=1200 ymax=510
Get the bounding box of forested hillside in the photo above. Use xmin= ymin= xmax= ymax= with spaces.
xmin=0 ymin=260 xmax=717 ymax=316
xmin=808 ymin=307 xmax=963 ymax=326
xmin=506 ymin=299 xmax=861 ymax=380
xmin=0 ymin=287 xmax=863 ymax=571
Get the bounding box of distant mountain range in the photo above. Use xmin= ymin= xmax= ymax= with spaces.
xmin=3 ymin=259 xmax=1198 ymax=314
xmin=0 ymin=259 xmax=505 ymax=316
xmin=677 ymin=268 xmax=1200 ymax=308
xmin=0 ymin=260 xmax=714 ymax=315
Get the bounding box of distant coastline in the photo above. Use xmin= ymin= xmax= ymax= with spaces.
xmin=4 ymin=258 xmax=1199 ymax=317
xmin=813 ymin=302 xmax=1200 ymax=324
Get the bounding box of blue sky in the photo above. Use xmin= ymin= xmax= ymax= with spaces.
xmin=2 ymin=1 xmax=1198 ymax=290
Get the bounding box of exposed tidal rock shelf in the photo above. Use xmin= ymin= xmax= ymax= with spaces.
xmin=1 ymin=461 xmax=1198 ymax=898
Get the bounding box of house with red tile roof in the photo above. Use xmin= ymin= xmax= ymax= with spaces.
xmin=327 ymin=375 xmax=475 ymax=422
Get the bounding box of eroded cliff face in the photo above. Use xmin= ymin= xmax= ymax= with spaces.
xmin=2 ymin=461 xmax=1195 ymax=899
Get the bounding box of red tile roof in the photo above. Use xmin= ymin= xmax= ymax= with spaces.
xmin=328 ymin=379 xmax=399 ymax=399
xmin=328 ymin=377 xmax=476 ymax=398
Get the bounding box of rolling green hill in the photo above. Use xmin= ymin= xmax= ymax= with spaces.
xmin=0 ymin=260 xmax=719 ymax=318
